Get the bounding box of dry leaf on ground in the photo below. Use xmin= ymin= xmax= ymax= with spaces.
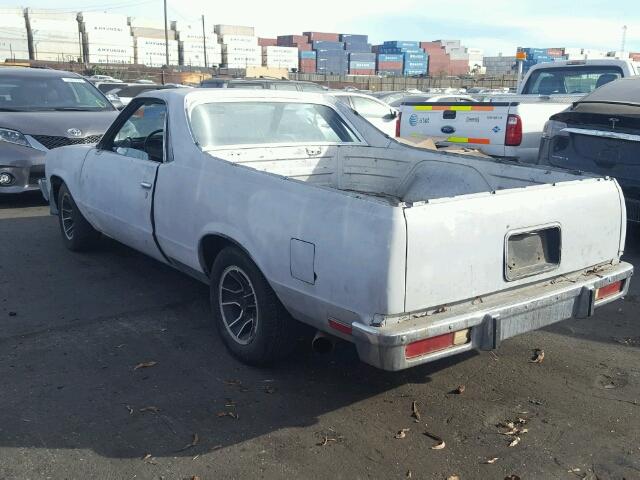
xmin=406 ymin=470 xmax=412 ymax=478
xmin=142 ymin=453 xmax=152 ymax=461
xmin=217 ymin=411 xmax=238 ymax=419
xmin=394 ymin=428 xmax=410 ymax=439
xmin=139 ymin=406 xmax=161 ymax=413
xmin=133 ymin=361 xmax=157 ymax=370
xmin=317 ymin=436 xmax=336 ymax=446
xmin=504 ymin=476 xmax=521 ymax=480
xmin=424 ymin=431 xmax=445 ymax=449
xmin=411 ymin=401 xmax=421 ymax=421
xmin=447 ymin=475 xmax=460 ymax=480
xmin=484 ymin=457 xmax=499 ymax=464
xmin=529 ymin=349 xmax=545 ymax=364
xmin=508 ymin=436 xmax=521 ymax=447
xmin=454 ymin=385 xmax=465 ymax=395
xmin=178 ymin=433 xmax=199 ymax=452
xmin=125 ymin=405 xmax=134 ymax=415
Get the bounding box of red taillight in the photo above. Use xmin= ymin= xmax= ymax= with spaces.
xmin=505 ymin=114 xmax=522 ymax=146
xmin=596 ymin=280 xmax=623 ymax=301
xmin=405 ymin=329 xmax=470 ymax=359
xmin=395 ymin=111 xmax=402 ymax=137
xmin=328 ymin=318 xmax=352 ymax=335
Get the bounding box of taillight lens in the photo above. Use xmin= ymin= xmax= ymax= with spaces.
xmin=596 ymin=280 xmax=623 ymax=301
xmin=505 ymin=114 xmax=522 ymax=146
xmin=395 ymin=111 xmax=402 ymax=137
xmin=405 ymin=329 xmax=470 ymax=359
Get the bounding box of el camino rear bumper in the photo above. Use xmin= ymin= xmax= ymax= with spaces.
xmin=352 ymin=261 xmax=633 ymax=371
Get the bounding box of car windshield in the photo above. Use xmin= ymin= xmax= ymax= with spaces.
xmin=189 ymin=101 xmax=359 ymax=148
xmin=521 ymin=66 xmax=624 ymax=95
xmin=0 ymin=75 xmax=114 ymax=111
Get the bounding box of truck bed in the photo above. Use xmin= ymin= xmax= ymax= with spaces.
xmin=209 ymin=142 xmax=590 ymax=204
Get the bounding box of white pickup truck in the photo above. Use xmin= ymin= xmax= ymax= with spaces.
xmin=40 ymin=89 xmax=632 ymax=371
xmin=398 ymin=59 xmax=639 ymax=162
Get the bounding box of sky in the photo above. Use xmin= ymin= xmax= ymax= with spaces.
xmin=2 ymin=0 xmax=639 ymax=55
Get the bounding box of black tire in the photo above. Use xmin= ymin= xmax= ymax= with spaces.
xmin=57 ymin=183 xmax=100 ymax=251
xmin=210 ymin=246 xmax=298 ymax=366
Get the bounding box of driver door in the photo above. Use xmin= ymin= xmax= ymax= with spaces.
xmin=80 ymin=98 xmax=166 ymax=260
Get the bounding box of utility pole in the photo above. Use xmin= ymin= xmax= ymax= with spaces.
xmin=621 ymin=25 xmax=628 ymax=55
xmin=163 ymin=0 xmax=169 ymax=77
xmin=202 ymin=14 xmax=208 ymax=69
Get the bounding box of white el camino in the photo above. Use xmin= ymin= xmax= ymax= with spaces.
xmin=40 ymin=89 xmax=632 ymax=371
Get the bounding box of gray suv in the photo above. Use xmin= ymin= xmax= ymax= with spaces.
xmin=0 ymin=67 xmax=118 ymax=194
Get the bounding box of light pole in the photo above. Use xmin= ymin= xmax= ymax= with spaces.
xmin=163 ymin=0 xmax=169 ymax=72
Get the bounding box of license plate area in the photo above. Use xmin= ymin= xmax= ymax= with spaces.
xmin=505 ymin=225 xmax=561 ymax=281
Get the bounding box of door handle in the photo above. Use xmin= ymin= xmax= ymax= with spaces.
xmin=140 ymin=182 xmax=152 ymax=189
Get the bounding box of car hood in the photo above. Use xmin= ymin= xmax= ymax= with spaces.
xmin=0 ymin=111 xmax=118 ymax=137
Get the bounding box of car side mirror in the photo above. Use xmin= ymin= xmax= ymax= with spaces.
xmin=384 ymin=111 xmax=398 ymax=120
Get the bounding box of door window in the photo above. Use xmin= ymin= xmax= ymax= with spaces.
xmin=111 ymin=102 xmax=166 ymax=162
xmin=350 ymin=96 xmax=392 ymax=118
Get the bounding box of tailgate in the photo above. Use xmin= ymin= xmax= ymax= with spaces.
xmin=400 ymin=102 xmax=511 ymax=151
xmin=402 ymin=178 xmax=624 ymax=312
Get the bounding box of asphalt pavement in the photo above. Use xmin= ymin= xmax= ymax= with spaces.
xmin=1 ymin=192 xmax=639 ymax=480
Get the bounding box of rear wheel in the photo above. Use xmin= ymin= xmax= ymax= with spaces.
xmin=57 ymin=183 xmax=100 ymax=251
xmin=210 ymin=246 xmax=298 ymax=365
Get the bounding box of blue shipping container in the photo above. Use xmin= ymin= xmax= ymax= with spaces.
xmin=299 ymin=51 xmax=316 ymax=59
xmin=377 ymin=53 xmax=404 ymax=62
xmin=404 ymin=52 xmax=428 ymax=61
xmin=344 ymin=43 xmax=371 ymax=53
xmin=340 ymin=33 xmax=368 ymax=43
xmin=312 ymin=41 xmax=344 ymax=50
xmin=404 ymin=61 xmax=427 ymax=68
xmin=349 ymin=52 xmax=375 ymax=61
xmin=349 ymin=61 xmax=376 ymax=69
xmin=383 ymin=40 xmax=420 ymax=49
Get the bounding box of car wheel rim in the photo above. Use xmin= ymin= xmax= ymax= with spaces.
xmin=60 ymin=193 xmax=74 ymax=241
xmin=218 ymin=266 xmax=259 ymax=345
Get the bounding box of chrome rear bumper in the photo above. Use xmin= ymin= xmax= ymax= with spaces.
xmin=352 ymin=262 xmax=633 ymax=371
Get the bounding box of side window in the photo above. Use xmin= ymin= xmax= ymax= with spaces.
xmin=273 ymin=83 xmax=299 ymax=91
xmin=111 ymin=102 xmax=166 ymax=162
xmin=351 ymin=96 xmax=392 ymax=118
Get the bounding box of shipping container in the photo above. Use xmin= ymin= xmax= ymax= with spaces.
xmin=25 ymin=8 xmax=77 ymax=23
xmin=131 ymin=27 xmax=176 ymax=40
xmin=0 ymin=12 xmax=27 ymax=31
xmin=349 ymin=69 xmax=375 ymax=75
xmin=344 ymin=42 xmax=371 ymax=53
xmin=31 ymin=40 xmax=81 ymax=61
xmin=222 ymin=34 xmax=258 ymax=45
xmin=349 ymin=61 xmax=375 ymax=69
xmin=312 ymin=40 xmax=343 ymax=50
xmin=383 ymin=40 xmax=419 ymax=49
xmin=339 ymin=33 xmax=367 ymax=43
xmin=299 ymin=50 xmax=316 ymax=59
xmin=0 ymin=37 xmax=29 ymax=60
xmin=304 ymin=31 xmax=339 ymax=42
xmin=135 ymin=36 xmax=179 ymax=66
xmin=258 ymin=37 xmax=277 ymax=47
xmin=215 ymin=24 xmax=255 ymax=37
xmin=87 ymin=44 xmax=134 ymax=64
xmin=180 ymin=41 xmax=221 ymax=66
xmin=277 ymin=35 xmax=307 ymax=46
xmin=349 ymin=52 xmax=375 ymax=62
xmin=377 ymin=53 xmax=403 ymax=62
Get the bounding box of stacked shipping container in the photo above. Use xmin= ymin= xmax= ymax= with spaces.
xmin=262 ymin=46 xmax=298 ymax=70
xmin=379 ymin=41 xmax=428 ymax=76
xmin=518 ymin=47 xmax=567 ymax=72
xmin=175 ymin=21 xmax=221 ymax=68
xmin=307 ymin=32 xmax=347 ymax=75
xmin=26 ymin=9 xmax=81 ymax=62
xmin=79 ymin=12 xmax=133 ymax=64
xmin=220 ymin=31 xmax=261 ymax=69
xmin=342 ymin=34 xmax=373 ymax=74
xmin=0 ymin=8 xmax=29 ymax=61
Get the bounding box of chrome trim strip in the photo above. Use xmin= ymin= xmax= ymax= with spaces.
xmin=562 ymin=127 xmax=640 ymax=143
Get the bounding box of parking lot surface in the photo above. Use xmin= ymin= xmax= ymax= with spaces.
xmin=1 ymin=193 xmax=639 ymax=480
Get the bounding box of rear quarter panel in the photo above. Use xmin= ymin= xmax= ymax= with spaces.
xmin=44 ymin=145 xmax=94 ymax=213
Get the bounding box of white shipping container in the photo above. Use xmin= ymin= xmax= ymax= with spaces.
xmin=222 ymin=44 xmax=261 ymax=55
xmin=128 ymin=17 xmax=166 ymax=30
xmin=263 ymin=58 xmax=297 ymax=69
xmin=0 ymin=37 xmax=29 ymax=60
xmin=262 ymin=46 xmax=298 ymax=57
xmin=181 ymin=49 xmax=222 ymax=67
xmin=82 ymin=22 xmax=130 ymax=37
xmin=32 ymin=40 xmax=81 ymax=61
xmin=31 ymin=29 xmax=81 ymax=43
xmin=215 ymin=24 xmax=254 ymax=37
xmin=84 ymin=31 xmax=133 ymax=47
xmin=0 ymin=13 xmax=27 ymax=30
xmin=177 ymin=26 xmax=218 ymax=44
xmin=87 ymin=45 xmax=134 ymax=64
xmin=131 ymin=27 xmax=176 ymax=40
xmin=222 ymin=34 xmax=257 ymax=45
xmin=0 ymin=7 xmax=24 ymax=16
xmin=26 ymin=8 xmax=77 ymax=23
xmin=0 ymin=27 xmax=28 ymax=41
xmin=135 ymin=37 xmax=179 ymax=66
xmin=78 ymin=12 xmax=128 ymax=28
xmin=28 ymin=18 xmax=79 ymax=33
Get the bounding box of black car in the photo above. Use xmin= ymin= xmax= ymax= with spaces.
xmin=538 ymin=76 xmax=640 ymax=222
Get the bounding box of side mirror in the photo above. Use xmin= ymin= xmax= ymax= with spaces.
xmin=384 ymin=110 xmax=398 ymax=120
xmin=106 ymin=93 xmax=125 ymax=110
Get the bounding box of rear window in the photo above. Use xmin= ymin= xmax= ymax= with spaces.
xmin=522 ymin=66 xmax=623 ymax=95
xmin=577 ymin=77 xmax=640 ymax=105
xmin=189 ymin=101 xmax=359 ymax=148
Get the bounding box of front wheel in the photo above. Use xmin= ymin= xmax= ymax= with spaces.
xmin=210 ymin=246 xmax=298 ymax=365
xmin=57 ymin=183 xmax=100 ymax=251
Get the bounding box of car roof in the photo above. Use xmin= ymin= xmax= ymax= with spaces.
xmin=0 ymin=67 xmax=83 ymax=79
xmin=578 ymin=76 xmax=640 ymax=104
xmin=141 ymin=88 xmax=333 ymax=106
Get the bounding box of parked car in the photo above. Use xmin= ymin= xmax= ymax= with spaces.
xmin=99 ymin=83 xmax=175 ymax=107
xmin=397 ymin=59 xmax=639 ymax=162
xmin=225 ymin=79 xmax=327 ymax=92
xmin=0 ymin=67 xmax=118 ymax=194
xmin=200 ymin=78 xmax=230 ymax=88
xmin=331 ymin=91 xmax=398 ymax=136
xmin=538 ymin=76 xmax=640 ymax=222
xmin=40 ymin=89 xmax=632 ymax=371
